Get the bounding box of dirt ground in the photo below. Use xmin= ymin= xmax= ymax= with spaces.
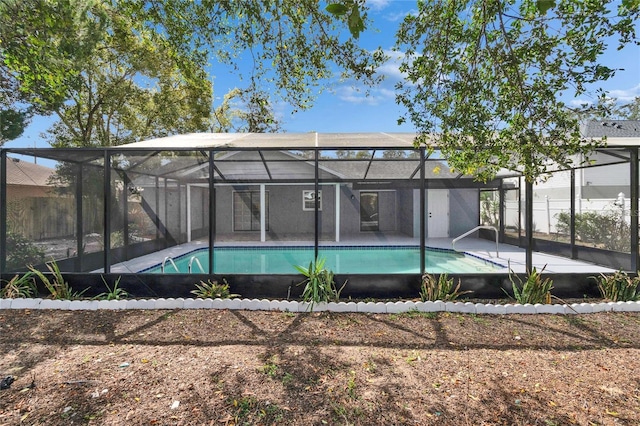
xmin=0 ymin=309 xmax=639 ymax=425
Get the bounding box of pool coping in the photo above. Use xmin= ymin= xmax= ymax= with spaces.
xmin=1 ymin=298 xmax=639 ymax=315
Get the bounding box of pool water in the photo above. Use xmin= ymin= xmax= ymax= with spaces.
xmin=144 ymin=247 xmax=503 ymax=274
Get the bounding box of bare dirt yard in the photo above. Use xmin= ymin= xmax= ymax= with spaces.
xmin=0 ymin=309 xmax=639 ymax=425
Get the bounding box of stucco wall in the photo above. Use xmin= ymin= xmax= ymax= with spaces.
xmin=397 ymin=189 xmax=414 ymax=236
xmin=155 ymin=184 xmax=480 ymax=242
xmin=449 ymin=189 xmax=480 ymax=237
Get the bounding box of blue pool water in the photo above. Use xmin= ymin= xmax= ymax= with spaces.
xmin=143 ymin=247 xmax=503 ymax=274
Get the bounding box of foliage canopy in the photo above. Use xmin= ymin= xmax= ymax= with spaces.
xmin=0 ymin=0 xmax=384 ymax=146
xmin=394 ymin=0 xmax=639 ymax=182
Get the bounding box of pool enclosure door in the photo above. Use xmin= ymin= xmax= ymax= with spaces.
xmin=428 ymin=189 xmax=449 ymax=238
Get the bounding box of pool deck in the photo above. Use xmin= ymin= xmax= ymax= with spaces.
xmin=107 ymin=237 xmax=615 ymax=274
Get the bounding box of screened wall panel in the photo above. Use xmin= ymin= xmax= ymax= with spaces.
xmin=532 ymin=171 xmax=572 ymax=243
xmin=4 ymin=156 xmax=79 ymax=272
xmin=570 ymin=162 xmax=631 ymax=254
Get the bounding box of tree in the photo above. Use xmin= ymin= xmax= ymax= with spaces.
xmin=117 ymin=0 xmax=384 ymax=112
xmin=394 ymin=0 xmax=640 ymax=182
xmin=2 ymin=0 xmax=384 ymax=146
xmin=210 ymin=87 xmax=282 ymax=133
xmin=0 ymin=108 xmax=28 ymax=144
xmin=1 ymin=0 xmax=211 ymax=147
xmin=570 ymin=96 xmax=640 ymax=122
xmin=617 ymin=97 xmax=640 ymax=120
xmin=0 ymin=61 xmax=30 ymax=144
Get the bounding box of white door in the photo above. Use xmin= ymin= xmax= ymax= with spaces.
xmin=427 ymin=189 xmax=449 ymax=238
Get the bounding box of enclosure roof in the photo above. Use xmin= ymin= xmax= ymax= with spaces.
xmin=119 ymin=132 xmax=420 ymax=149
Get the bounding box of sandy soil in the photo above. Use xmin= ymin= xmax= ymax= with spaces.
xmin=0 ymin=309 xmax=639 ymax=425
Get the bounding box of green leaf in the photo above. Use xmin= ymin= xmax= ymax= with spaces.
xmin=536 ymin=0 xmax=556 ymax=14
xmin=326 ymin=4 xmax=349 ymax=16
xmin=348 ymin=6 xmax=365 ymax=39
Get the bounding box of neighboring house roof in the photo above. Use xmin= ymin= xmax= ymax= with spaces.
xmin=6 ymin=157 xmax=55 ymax=186
xmin=582 ymin=120 xmax=640 ymax=146
xmin=582 ymin=120 xmax=640 ymax=138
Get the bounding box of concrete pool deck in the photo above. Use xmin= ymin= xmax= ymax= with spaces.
xmin=106 ymin=237 xmax=615 ymax=275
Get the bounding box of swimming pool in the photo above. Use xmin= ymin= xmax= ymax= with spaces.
xmin=142 ymin=246 xmax=504 ymax=274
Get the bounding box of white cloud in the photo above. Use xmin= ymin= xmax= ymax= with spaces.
xmin=384 ymin=9 xmax=417 ymax=22
xmin=569 ymin=99 xmax=592 ymax=108
xmin=607 ymin=84 xmax=640 ymax=102
xmin=570 ymin=84 xmax=640 ymax=107
xmin=337 ymin=85 xmax=395 ymax=106
xmin=366 ymin=0 xmax=391 ymax=11
xmin=376 ymin=49 xmax=406 ymax=80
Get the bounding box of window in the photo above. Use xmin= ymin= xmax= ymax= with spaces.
xmin=233 ymin=191 xmax=268 ymax=231
xmin=302 ymin=190 xmax=322 ymax=211
xmin=360 ymin=192 xmax=379 ymax=231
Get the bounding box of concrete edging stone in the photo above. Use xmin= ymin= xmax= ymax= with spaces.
xmin=0 ymin=298 xmax=639 ymax=314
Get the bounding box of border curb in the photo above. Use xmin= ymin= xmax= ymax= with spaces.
xmin=1 ymin=298 xmax=639 ymax=314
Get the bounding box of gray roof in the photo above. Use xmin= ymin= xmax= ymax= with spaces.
xmin=582 ymin=120 xmax=640 ymax=138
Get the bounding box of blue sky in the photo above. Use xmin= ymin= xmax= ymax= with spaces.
xmin=6 ymin=0 xmax=640 ymax=149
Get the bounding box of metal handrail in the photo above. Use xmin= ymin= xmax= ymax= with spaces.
xmin=188 ymin=256 xmax=205 ymax=273
xmin=452 ymin=225 xmax=499 ymax=258
xmin=161 ymin=256 xmax=179 ymax=273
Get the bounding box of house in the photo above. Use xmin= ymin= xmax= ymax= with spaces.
xmin=5 ymin=156 xmax=55 ymax=200
xmin=4 ymin=157 xmax=78 ymax=240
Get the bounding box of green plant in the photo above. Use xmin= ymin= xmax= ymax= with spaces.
xmin=6 ymin=231 xmax=45 ymax=271
xmin=94 ymin=276 xmax=128 ymax=300
xmin=191 ymin=278 xmax=238 ymax=299
xmin=507 ymin=267 xmax=553 ymax=304
xmin=28 ymin=260 xmax=86 ymax=300
xmin=0 ymin=272 xmax=36 ymax=298
xmin=295 ymin=257 xmax=346 ymax=311
xmin=556 ymin=211 xmax=630 ymax=252
xmin=346 ymin=370 xmax=357 ymax=399
xmin=261 ymin=356 xmax=279 ymax=378
xmin=480 ymin=191 xmax=499 ymax=228
xmin=595 ymin=270 xmax=640 ymax=302
xmin=419 ymin=273 xmax=471 ymax=301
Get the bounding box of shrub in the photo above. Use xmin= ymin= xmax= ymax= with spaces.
xmin=419 ymin=273 xmax=471 ymax=301
xmin=94 ymin=276 xmax=128 ymax=300
xmin=507 ymin=267 xmax=553 ymax=304
xmin=295 ymin=257 xmax=346 ymax=311
xmin=6 ymin=231 xmax=45 ymax=271
xmin=0 ymin=272 xmax=36 ymax=298
xmin=28 ymin=260 xmax=86 ymax=300
xmin=191 ymin=279 xmax=238 ymax=299
xmin=595 ymin=270 xmax=640 ymax=302
xmin=556 ymin=211 xmax=630 ymax=252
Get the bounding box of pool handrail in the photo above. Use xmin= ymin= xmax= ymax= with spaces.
xmin=161 ymin=256 xmax=179 ymax=273
xmin=452 ymin=225 xmax=499 ymax=258
xmin=188 ymin=256 xmax=205 ymax=273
